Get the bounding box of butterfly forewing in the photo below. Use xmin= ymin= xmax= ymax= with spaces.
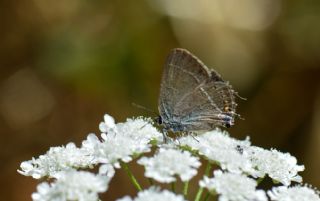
xmin=158 ymin=48 xmax=237 ymax=132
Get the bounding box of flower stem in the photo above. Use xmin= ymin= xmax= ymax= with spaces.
xmin=121 ymin=162 xmax=142 ymax=191
xmin=202 ymin=192 xmax=210 ymax=201
xmin=195 ymin=162 xmax=212 ymax=201
xmin=183 ymin=181 xmax=189 ymax=197
xmin=204 ymin=162 xmax=212 ymax=176
xmin=171 ymin=182 xmax=176 ymax=192
xmin=194 ymin=185 xmax=204 ymax=201
xmin=148 ymin=178 xmax=154 ymax=186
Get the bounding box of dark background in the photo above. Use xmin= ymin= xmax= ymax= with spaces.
xmin=1 ymin=0 xmax=320 ymax=200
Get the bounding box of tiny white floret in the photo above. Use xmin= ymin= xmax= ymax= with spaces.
xmin=99 ymin=114 xmax=117 ymax=133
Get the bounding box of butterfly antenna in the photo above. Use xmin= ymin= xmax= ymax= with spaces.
xmin=235 ymin=92 xmax=247 ymax=100
xmin=235 ymin=113 xmax=245 ymax=120
xmin=132 ymin=103 xmax=158 ymax=116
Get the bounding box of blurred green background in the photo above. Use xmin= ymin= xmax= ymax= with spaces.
xmin=1 ymin=0 xmax=320 ymax=200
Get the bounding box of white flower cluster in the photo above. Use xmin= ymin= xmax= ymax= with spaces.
xmin=18 ymin=114 xmax=163 ymax=179
xmin=200 ymin=170 xmax=267 ymax=201
xmin=248 ymin=146 xmax=305 ymax=185
xmin=268 ymin=185 xmax=320 ymax=201
xmin=179 ymin=129 xmax=305 ymax=186
xmin=199 ymin=171 xmax=320 ymax=201
xmin=32 ymin=170 xmax=109 ymax=201
xmin=116 ymin=187 xmax=187 ymax=201
xmin=90 ymin=114 xmax=164 ymax=168
xmin=18 ymin=114 xmax=320 ymax=201
xmin=179 ymin=130 xmax=253 ymax=175
xmin=138 ymin=148 xmax=201 ymax=183
xmin=18 ymin=143 xmax=96 ymax=179
xmin=18 ymin=114 xmax=164 ymax=201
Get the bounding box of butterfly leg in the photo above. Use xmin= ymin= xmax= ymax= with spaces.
xmin=139 ymin=122 xmax=148 ymax=130
xmin=189 ymin=131 xmax=199 ymax=142
xmin=162 ymin=128 xmax=169 ymax=143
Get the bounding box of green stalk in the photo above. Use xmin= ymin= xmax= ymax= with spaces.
xmin=121 ymin=162 xmax=142 ymax=191
xmin=195 ymin=162 xmax=212 ymax=201
xmin=183 ymin=181 xmax=189 ymax=197
xmin=194 ymin=186 xmax=204 ymax=201
xmin=203 ymin=192 xmax=210 ymax=201
xmin=171 ymin=182 xmax=176 ymax=192
xmin=148 ymin=178 xmax=154 ymax=186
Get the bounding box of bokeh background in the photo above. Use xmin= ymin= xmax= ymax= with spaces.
xmin=1 ymin=0 xmax=320 ymax=200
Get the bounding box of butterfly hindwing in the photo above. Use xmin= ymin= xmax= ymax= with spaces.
xmin=158 ymin=48 xmax=237 ymax=132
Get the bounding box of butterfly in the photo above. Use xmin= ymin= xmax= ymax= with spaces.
xmin=157 ymin=48 xmax=239 ymax=133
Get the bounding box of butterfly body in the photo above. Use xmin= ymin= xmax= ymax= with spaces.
xmin=158 ymin=48 xmax=238 ymax=133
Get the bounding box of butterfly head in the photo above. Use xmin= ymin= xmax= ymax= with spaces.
xmin=221 ymin=114 xmax=234 ymax=128
xmin=155 ymin=115 xmax=163 ymax=125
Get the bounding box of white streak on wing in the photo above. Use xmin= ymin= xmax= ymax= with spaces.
xmin=184 ymin=114 xmax=222 ymax=122
xmin=170 ymin=64 xmax=201 ymax=83
xmin=160 ymin=101 xmax=170 ymax=120
xmin=199 ymin=86 xmax=223 ymax=113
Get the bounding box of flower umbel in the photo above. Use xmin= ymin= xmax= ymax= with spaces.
xmin=179 ymin=129 xmax=255 ymax=175
xmin=268 ymin=185 xmax=320 ymax=201
xmin=116 ymin=186 xmax=187 ymax=201
xmin=199 ymin=170 xmax=267 ymax=201
xmin=179 ymin=129 xmax=305 ymax=186
xmin=138 ymin=148 xmax=201 ymax=183
xmin=82 ymin=116 xmax=163 ymax=168
xmin=18 ymin=143 xmax=96 ymax=179
xmin=32 ymin=170 xmax=110 ymax=201
xmin=248 ymin=146 xmax=305 ymax=185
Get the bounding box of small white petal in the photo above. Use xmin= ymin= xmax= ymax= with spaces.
xmin=200 ymin=170 xmax=267 ymax=201
xmin=268 ymin=185 xmax=320 ymax=201
xmin=99 ymin=114 xmax=117 ymax=134
xmin=32 ymin=183 xmax=51 ymax=200
xmin=99 ymin=164 xmax=115 ymax=178
xmin=81 ymin=133 xmax=100 ymax=151
xmin=18 ymin=161 xmax=43 ymax=179
xmin=103 ymin=114 xmax=116 ymax=128
xmin=138 ymin=148 xmax=201 ymax=183
xmin=99 ymin=122 xmax=108 ymax=133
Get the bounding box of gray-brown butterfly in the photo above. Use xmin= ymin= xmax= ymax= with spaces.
xmin=157 ymin=48 xmax=239 ymax=133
